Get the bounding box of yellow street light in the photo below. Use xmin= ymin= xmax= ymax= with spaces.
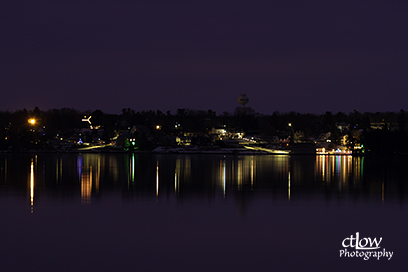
xmin=28 ymin=118 xmax=36 ymax=125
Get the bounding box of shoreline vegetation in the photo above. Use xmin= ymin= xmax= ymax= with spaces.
xmin=2 ymin=107 xmax=408 ymax=155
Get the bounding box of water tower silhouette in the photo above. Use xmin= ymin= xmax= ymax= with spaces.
xmin=238 ymin=94 xmax=249 ymax=108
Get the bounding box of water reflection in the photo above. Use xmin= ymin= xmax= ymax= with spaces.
xmin=130 ymin=153 xmax=135 ymax=183
xmin=212 ymin=156 xmax=261 ymax=194
xmin=156 ymin=160 xmax=159 ymax=197
xmin=81 ymin=166 xmax=92 ymax=204
xmin=0 ymin=153 xmax=407 ymax=210
xmin=30 ymin=158 xmax=34 ymax=213
xmin=315 ymin=155 xmax=368 ymax=191
xmin=2 ymin=153 xmax=407 ymax=272
xmin=77 ymin=154 xmax=101 ymax=204
xmin=221 ymin=160 xmax=226 ymax=196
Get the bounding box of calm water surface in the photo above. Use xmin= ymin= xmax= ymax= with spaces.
xmin=0 ymin=153 xmax=407 ymax=271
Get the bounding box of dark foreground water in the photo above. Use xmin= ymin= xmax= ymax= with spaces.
xmin=0 ymin=153 xmax=407 ymax=272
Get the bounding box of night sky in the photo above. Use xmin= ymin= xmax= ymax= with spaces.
xmin=1 ymin=0 xmax=407 ymax=114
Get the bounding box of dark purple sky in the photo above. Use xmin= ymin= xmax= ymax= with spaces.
xmin=1 ymin=0 xmax=407 ymax=114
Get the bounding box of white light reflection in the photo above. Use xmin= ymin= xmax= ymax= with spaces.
xmin=174 ymin=172 xmax=177 ymax=193
xmin=131 ymin=154 xmax=135 ymax=183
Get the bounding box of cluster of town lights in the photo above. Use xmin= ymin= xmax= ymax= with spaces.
xmin=317 ymin=147 xmax=353 ymax=155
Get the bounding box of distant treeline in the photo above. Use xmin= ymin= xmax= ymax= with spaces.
xmin=1 ymin=107 xmax=408 ymax=154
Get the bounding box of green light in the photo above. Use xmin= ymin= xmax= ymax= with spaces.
xmin=132 ymin=142 xmax=135 ymax=146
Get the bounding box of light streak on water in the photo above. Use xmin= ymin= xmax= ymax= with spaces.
xmin=156 ymin=160 xmax=159 ymax=197
xmin=30 ymin=158 xmax=34 ymax=213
